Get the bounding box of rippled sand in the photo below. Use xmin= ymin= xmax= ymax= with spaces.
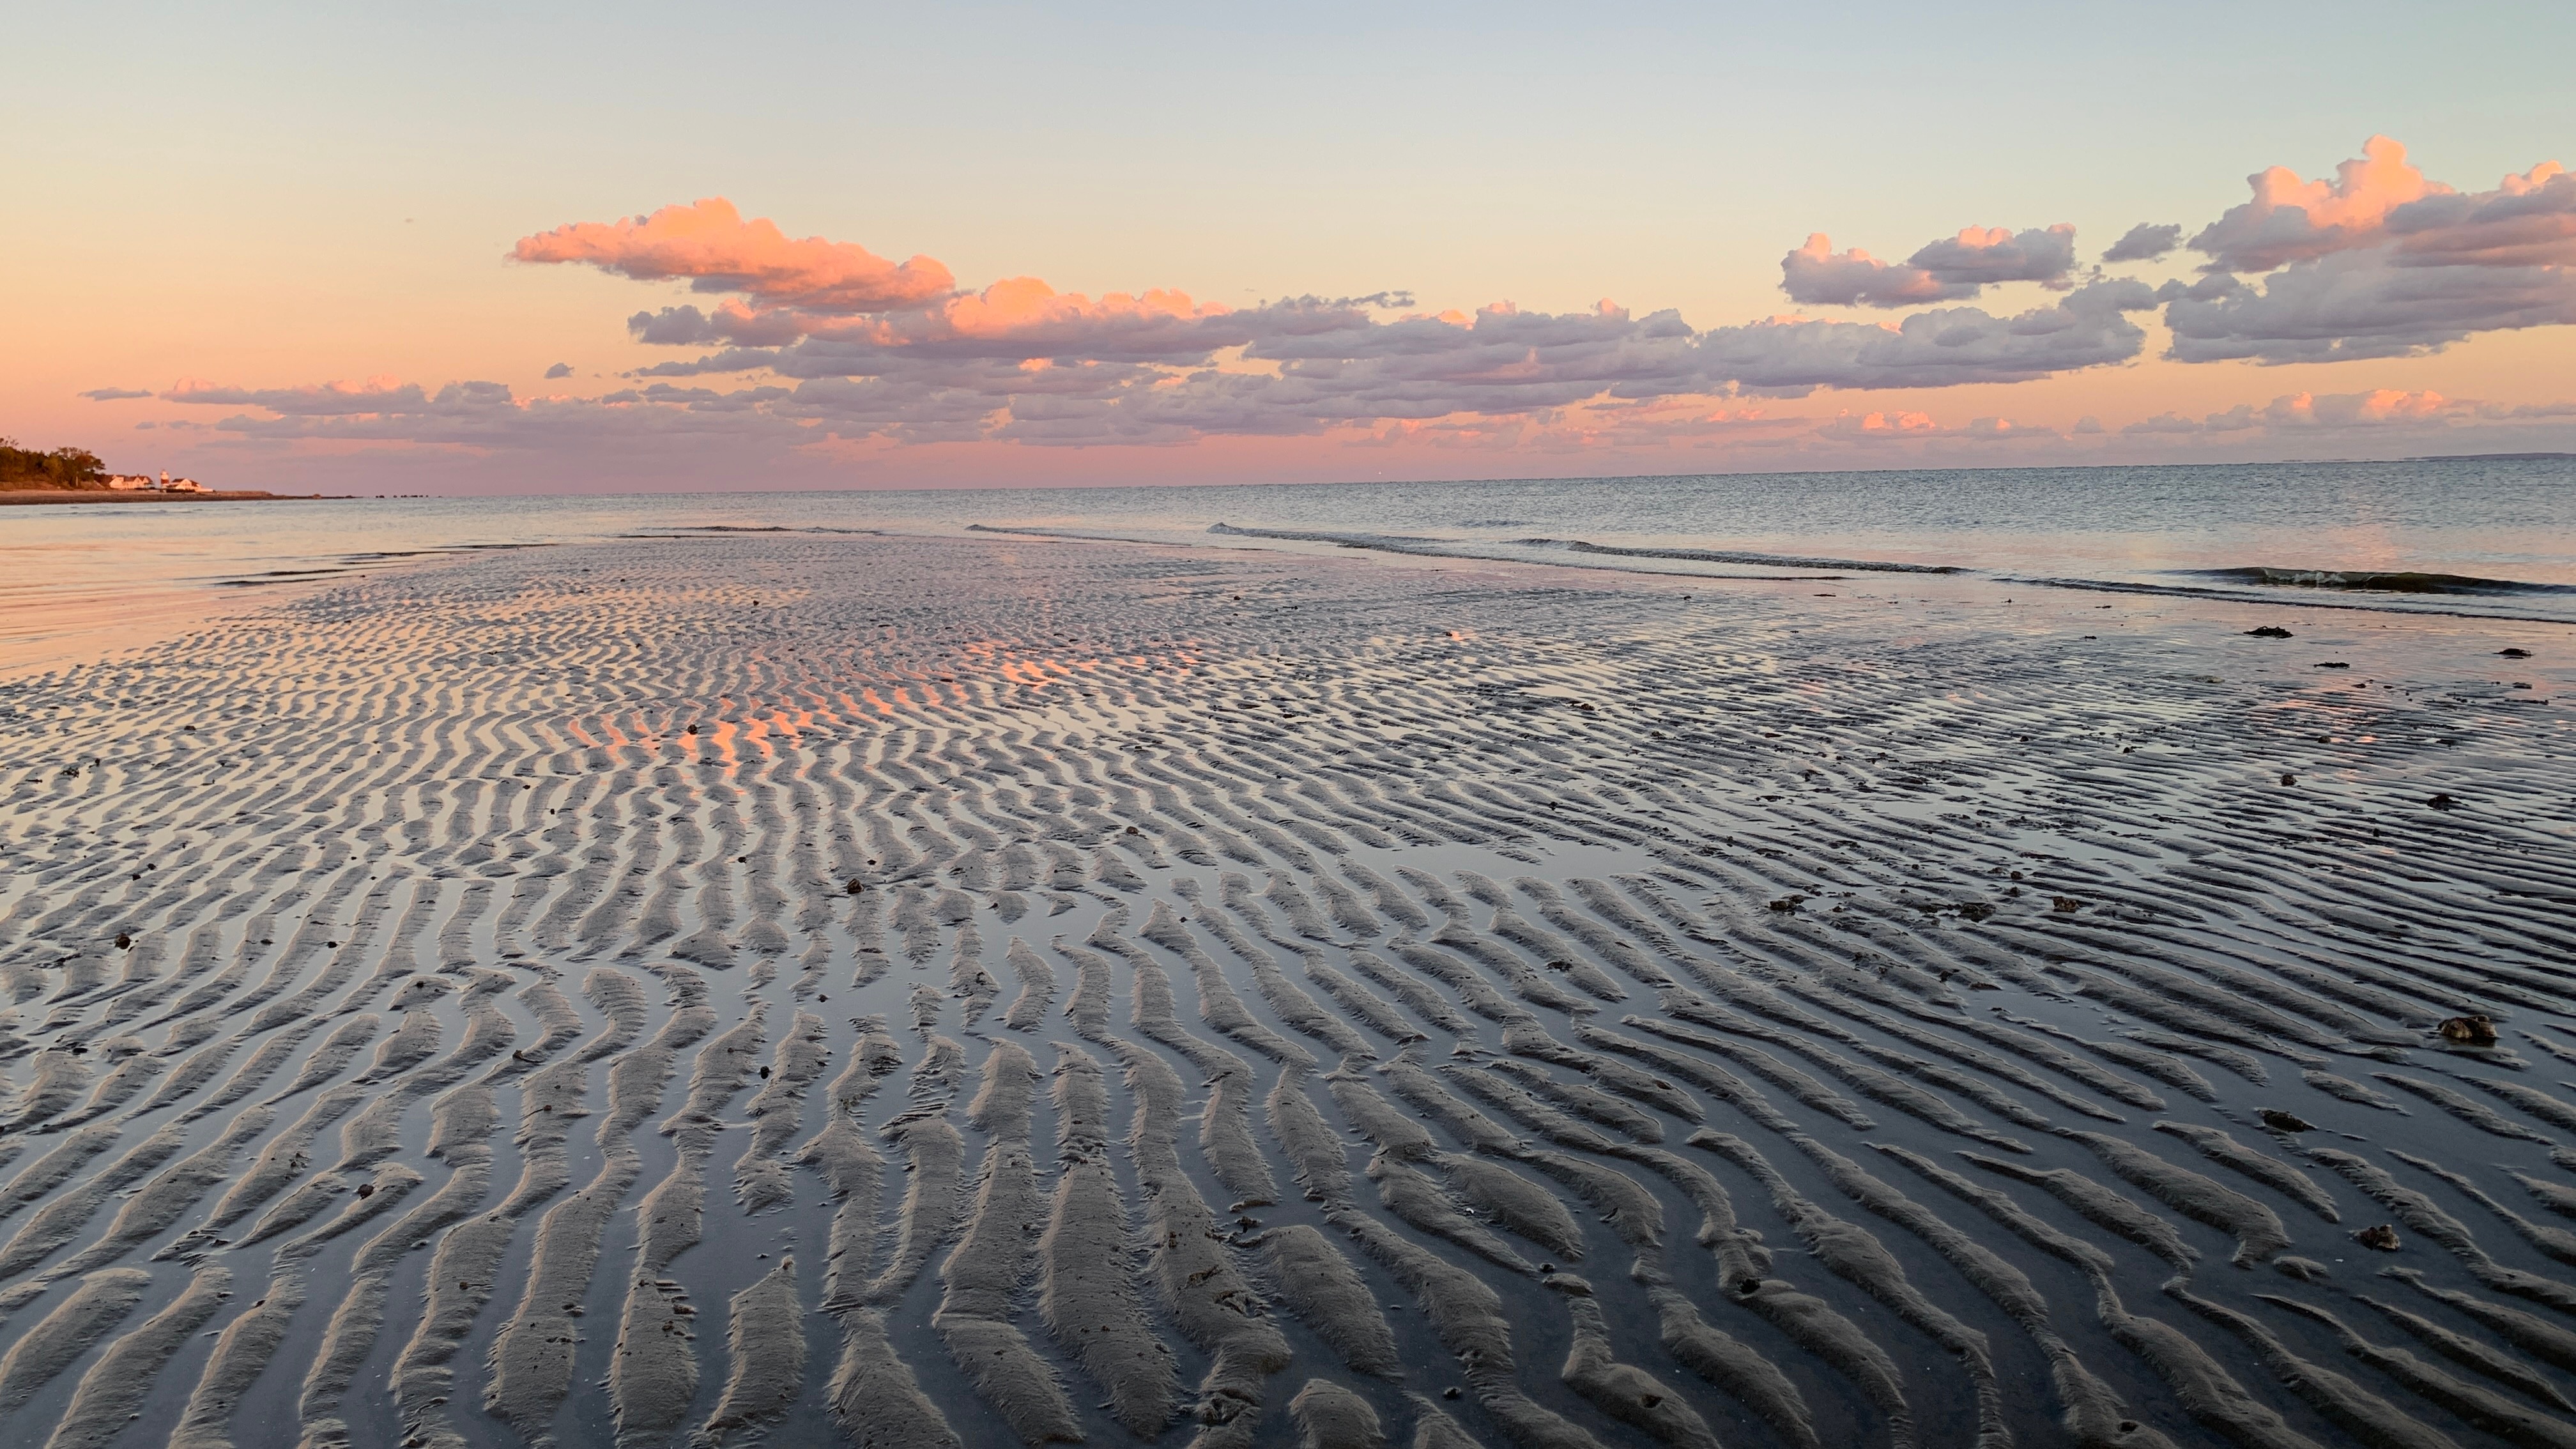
xmin=1 ymin=532 xmax=2570 ymax=1449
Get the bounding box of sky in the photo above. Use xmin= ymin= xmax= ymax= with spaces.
xmin=7 ymin=0 xmax=2575 ymax=493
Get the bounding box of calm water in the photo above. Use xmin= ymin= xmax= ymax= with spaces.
xmin=6 ymin=458 xmax=2572 ymax=668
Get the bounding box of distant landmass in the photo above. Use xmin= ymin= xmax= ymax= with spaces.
xmin=0 ymin=436 xmax=295 ymax=501
xmin=2410 ymin=451 xmax=2576 ymax=462
xmin=0 ymin=437 xmax=109 ymax=488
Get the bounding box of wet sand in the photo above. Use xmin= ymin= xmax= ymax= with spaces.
xmin=0 ymin=530 xmax=2571 ymax=1449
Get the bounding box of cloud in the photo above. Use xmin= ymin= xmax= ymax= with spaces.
xmin=1814 ymin=410 xmax=2051 ymax=443
xmin=79 ymin=387 xmax=152 ymax=401
xmin=192 ymin=378 xmax=822 ymax=457
xmin=614 ymin=277 xmax=2156 ymax=440
xmin=2478 ymin=398 xmax=2576 ymax=420
xmin=2156 ymin=138 xmax=2576 ymax=364
xmin=1703 ymin=281 xmax=2157 ymax=393
xmin=2161 ymin=249 xmax=2576 ymax=363
xmin=2101 ymin=223 xmax=2181 ymax=264
xmin=1781 ymin=235 xmax=1966 ymax=308
xmin=1356 ymin=399 xmax=1807 ymax=454
xmin=2384 ymin=161 xmax=2576 ymax=268
xmin=2114 ymin=387 xmax=2568 ymax=437
xmin=192 ymin=281 xmax=2165 ymax=461
xmin=2188 ymin=135 xmax=2444 ymax=273
xmin=1781 ymin=225 xmax=2076 ymax=307
xmin=627 ymin=302 xmax=813 ymax=348
xmin=1907 ymin=225 xmax=2078 ymax=288
xmin=2189 ymin=138 xmax=2576 ymax=277
xmin=166 ymin=376 xmax=434 ymax=414
xmin=512 ymin=198 xmax=953 ymax=313
xmin=176 ymin=141 xmax=2576 ymax=477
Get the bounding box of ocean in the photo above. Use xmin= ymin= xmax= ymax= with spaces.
xmin=6 ymin=457 xmax=2570 ymax=670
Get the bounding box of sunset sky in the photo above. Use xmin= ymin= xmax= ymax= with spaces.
xmin=9 ymin=0 xmax=2575 ymax=493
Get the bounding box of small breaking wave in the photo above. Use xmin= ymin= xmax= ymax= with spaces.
xmin=1502 ymin=535 xmax=1964 ymax=574
xmin=967 ymin=523 xmax=1179 ymax=544
xmin=1206 ymin=523 xmax=1455 ymax=552
xmin=2184 ymin=565 xmax=2576 ymax=597
xmin=1208 ymin=523 xmax=1885 ymax=578
xmin=2009 ymin=572 xmax=2576 ymax=623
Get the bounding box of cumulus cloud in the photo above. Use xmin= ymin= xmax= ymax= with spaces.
xmin=2161 ymin=247 xmax=2576 ymax=363
xmin=1908 ymin=225 xmax=2078 ymax=288
xmin=611 ymin=285 xmax=2154 ymax=442
xmin=79 ymin=387 xmax=152 ymax=401
xmin=2157 ymin=138 xmax=2576 ymax=364
xmin=188 ymin=270 xmax=2168 ymax=459
xmin=544 ymin=362 xmax=573 ymax=379
xmin=512 ymin=198 xmax=953 ymax=312
xmin=2384 ymin=161 xmax=2576 ymax=268
xmin=2188 ymin=135 xmax=2442 ymax=273
xmin=1781 ymin=225 xmax=2076 ymax=307
xmin=1781 ymin=236 xmax=1966 ymax=308
xmin=2188 ymin=139 xmax=2576 ymax=277
xmin=1705 ymin=281 xmax=2156 ymax=393
xmin=2101 ymin=223 xmax=2181 ymax=264
xmin=627 ymin=302 xmax=813 ymax=348
xmin=180 ymin=144 xmax=2576 ymax=470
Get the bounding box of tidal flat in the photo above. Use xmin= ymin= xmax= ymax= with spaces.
xmin=0 ymin=530 xmax=2570 ymax=1449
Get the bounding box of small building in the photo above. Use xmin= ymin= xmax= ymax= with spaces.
xmin=103 ymin=474 xmax=156 ymax=491
xmin=164 ymin=477 xmax=205 ymax=493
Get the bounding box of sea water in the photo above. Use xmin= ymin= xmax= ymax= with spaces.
xmin=6 ymin=457 xmax=2570 ymax=668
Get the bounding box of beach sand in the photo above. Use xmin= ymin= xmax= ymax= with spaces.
xmin=0 ymin=530 xmax=2570 ymax=1449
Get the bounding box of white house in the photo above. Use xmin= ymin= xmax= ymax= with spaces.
xmin=103 ymin=474 xmax=156 ymax=491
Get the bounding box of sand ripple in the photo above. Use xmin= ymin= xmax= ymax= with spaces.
xmin=0 ymin=532 xmax=2570 ymax=1447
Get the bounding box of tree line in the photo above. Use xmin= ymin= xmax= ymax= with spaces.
xmin=0 ymin=438 xmax=109 ymax=489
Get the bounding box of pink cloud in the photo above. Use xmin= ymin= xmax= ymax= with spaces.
xmin=2162 ymin=242 xmax=2576 ymax=364
xmin=1706 ymin=280 xmax=2156 ymax=392
xmin=1815 ymin=410 xmax=2047 ymax=443
xmin=1781 ymin=225 xmax=2077 ymax=308
xmin=1905 ymin=224 xmax=2078 ymax=289
xmin=169 ymin=139 xmax=2576 ymax=477
xmin=2386 ymin=160 xmax=2576 ymax=268
xmin=165 ymin=376 xmax=433 ymax=414
xmin=2189 ymin=135 xmax=2446 ymax=273
xmin=512 ymin=199 xmax=954 ymax=313
xmin=844 ymin=277 xmax=1254 ymax=360
xmin=1780 ymin=234 xmax=1965 ymax=308
xmin=2163 ymin=139 xmax=2576 ymax=362
xmin=2115 ymin=387 xmax=2561 ymax=436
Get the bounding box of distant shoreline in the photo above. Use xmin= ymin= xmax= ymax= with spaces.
xmin=0 ymin=488 xmax=334 ymax=505
xmin=2407 ymin=450 xmax=2576 ymax=463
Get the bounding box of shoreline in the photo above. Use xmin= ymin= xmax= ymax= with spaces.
xmin=0 ymin=487 xmax=336 ymax=505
